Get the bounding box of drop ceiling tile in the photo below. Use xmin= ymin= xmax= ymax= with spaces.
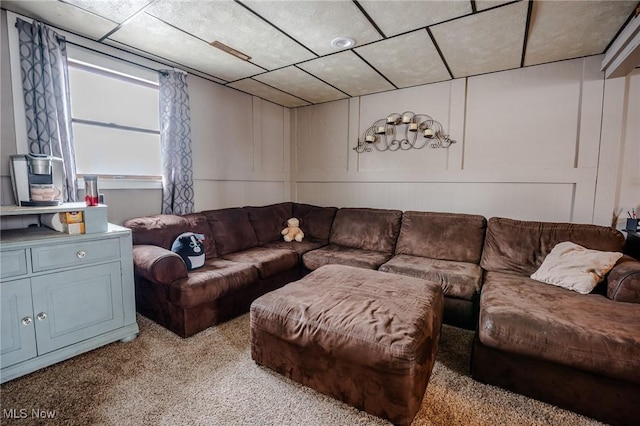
xmin=146 ymin=0 xmax=315 ymax=70
xmin=242 ymin=0 xmax=382 ymax=56
xmin=253 ymin=66 xmax=347 ymax=104
xmin=298 ymin=51 xmax=395 ymax=97
xmin=103 ymin=39 xmax=227 ymax=84
xmin=355 ymin=30 xmax=450 ymax=88
xmin=359 ymin=0 xmax=472 ymax=37
xmin=2 ymin=0 xmax=118 ymax=40
xmin=475 ymin=0 xmax=517 ymax=12
xmin=524 ymin=1 xmax=638 ymax=67
xmin=431 ymin=0 xmax=528 ymax=78
xmin=109 ymin=13 xmax=264 ymax=82
xmin=62 ymin=0 xmax=152 ymax=23
xmin=228 ymin=79 xmax=310 ymax=108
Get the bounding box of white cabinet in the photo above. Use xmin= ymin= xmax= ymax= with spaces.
xmin=0 ymin=223 xmax=139 ymax=383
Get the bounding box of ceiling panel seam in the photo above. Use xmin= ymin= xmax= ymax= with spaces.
xmin=470 ymin=0 xmax=477 ymax=14
xmin=352 ymin=0 xmax=386 ymax=38
xmin=351 ymin=50 xmax=398 ymax=90
xmin=234 ymin=0 xmax=319 ymax=57
xmin=97 ymin=0 xmax=159 ymax=43
xmin=293 ymin=65 xmax=352 ymax=98
xmin=245 ymin=78 xmax=314 ymax=105
xmin=426 ymin=28 xmax=454 ymax=80
xmin=520 ymin=0 xmax=534 ymax=67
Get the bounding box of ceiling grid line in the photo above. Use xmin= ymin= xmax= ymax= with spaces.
xmin=520 ymin=0 xmax=534 ymax=67
xmin=293 ymin=65 xmax=352 ymax=98
xmin=233 ymin=0 xmax=319 ymax=57
xmin=246 ymin=78 xmax=314 ymax=105
xmin=426 ymin=27 xmax=454 ymax=80
xmin=351 ymin=50 xmax=398 ymax=90
xmin=352 ymin=0 xmax=386 ymax=38
xmin=97 ymin=0 xmax=159 ymax=43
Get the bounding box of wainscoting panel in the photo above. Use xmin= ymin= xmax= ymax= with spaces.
xmin=190 ymin=77 xmax=255 ymax=177
xmin=463 ymin=60 xmax=582 ymax=170
xmin=295 ymin=100 xmax=350 ymax=173
xmin=258 ymin=99 xmax=285 ymax=173
xmin=297 ymin=182 xmax=574 ymax=222
xmin=194 ymin=180 xmax=286 ymax=211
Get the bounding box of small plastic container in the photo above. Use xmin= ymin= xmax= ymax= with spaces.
xmin=84 ymin=175 xmax=99 ymax=207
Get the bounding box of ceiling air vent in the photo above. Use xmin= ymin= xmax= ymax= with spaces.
xmin=209 ymin=40 xmax=251 ymax=61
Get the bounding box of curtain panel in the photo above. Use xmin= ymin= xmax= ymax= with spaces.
xmin=16 ymin=18 xmax=78 ymax=201
xmin=158 ymin=70 xmax=194 ymax=215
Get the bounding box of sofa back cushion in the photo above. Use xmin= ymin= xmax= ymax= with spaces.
xmin=480 ymin=217 xmax=625 ymax=276
xmin=182 ymin=213 xmax=218 ymax=258
xmin=245 ymin=202 xmax=293 ymax=245
xmin=396 ymin=211 xmax=486 ymax=263
xmin=293 ymin=203 xmax=338 ymax=241
xmin=330 ymin=208 xmax=402 ymax=253
xmin=203 ymin=208 xmax=258 ymax=256
xmin=124 ymin=214 xmax=191 ymax=250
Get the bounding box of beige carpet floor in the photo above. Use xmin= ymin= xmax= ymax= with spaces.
xmin=1 ymin=314 xmax=603 ymax=426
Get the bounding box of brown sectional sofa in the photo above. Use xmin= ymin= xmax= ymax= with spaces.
xmin=471 ymin=218 xmax=640 ymax=426
xmin=124 ymin=202 xmax=640 ymax=425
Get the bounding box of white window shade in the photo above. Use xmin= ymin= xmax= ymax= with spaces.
xmin=69 ymin=66 xmax=159 ymax=131
xmin=73 ymin=123 xmax=161 ymax=177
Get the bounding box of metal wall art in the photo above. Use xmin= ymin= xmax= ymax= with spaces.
xmin=353 ymin=111 xmax=455 ymax=153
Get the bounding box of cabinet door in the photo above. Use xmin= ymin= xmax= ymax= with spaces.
xmin=31 ymin=262 xmax=124 ymax=355
xmin=1 ymin=279 xmax=37 ymax=368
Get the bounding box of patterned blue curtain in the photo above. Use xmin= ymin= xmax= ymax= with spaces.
xmin=158 ymin=70 xmax=194 ymax=215
xmin=16 ymin=18 xmax=78 ymax=201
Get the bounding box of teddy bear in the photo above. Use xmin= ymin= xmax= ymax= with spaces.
xmin=281 ymin=217 xmax=304 ymax=242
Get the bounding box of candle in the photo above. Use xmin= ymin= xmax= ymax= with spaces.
xmin=387 ymin=116 xmax=395 ymax=124
xmin=365 ymin=135 xmax=376 ymax=143
xmin=376 ymin=126 xmax=386 ymax=134
xmin=409 ymin=123 xmax=418 ymax=131
xmin=402 ymin=115 xmax=412 ymax=124
xmin=424 ymin=128 xmax=434 ymax=138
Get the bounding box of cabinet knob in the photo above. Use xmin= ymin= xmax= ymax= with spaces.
xmin=21 ymin=316 xmax=33 ymax=325
xmin=76 ymin=250 xmax=87 ymax=259
xmin=37 ymin=312 xmax=47 ymax=321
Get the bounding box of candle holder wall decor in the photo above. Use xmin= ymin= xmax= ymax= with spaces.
xmin=353 ymin=111 xmax=455 ymax=153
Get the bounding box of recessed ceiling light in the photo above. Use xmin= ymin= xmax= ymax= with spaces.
xmin=331 ymin=37 xmax=356 ymax=49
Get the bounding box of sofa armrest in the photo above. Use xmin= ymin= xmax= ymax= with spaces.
xmin=132 ymin=244 xmax=188 ymax=285
xmin=607 ymin=255 xmax=640 ymax=303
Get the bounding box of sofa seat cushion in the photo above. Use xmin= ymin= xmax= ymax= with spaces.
xmin=302 ymin=244 xmax=392 ymax=271
xmin=169 ymin=259 xmax=258 ymax=308
xmin=262 ymin=238 xmax=328 ymax=257
xmin=479 ymin=271 xmax=640 ymax=384
xmin=222 ymin=247 xmax=298 ymax=279
xmin=379 ymin=254 xmax=482 ymax=300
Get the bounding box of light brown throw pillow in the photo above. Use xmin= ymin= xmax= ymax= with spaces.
xmin=530 ymin=241 xmax=623 ymax=294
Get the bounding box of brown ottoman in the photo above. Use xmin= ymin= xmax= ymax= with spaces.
xmin=250 ymin=264 xmax=444 ymax=425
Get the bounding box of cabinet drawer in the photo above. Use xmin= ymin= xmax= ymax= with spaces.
xmin=31 ymin=238 xmax=120 ymax=272
xmin=0 ymin=249 xmax=28 ymax=279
